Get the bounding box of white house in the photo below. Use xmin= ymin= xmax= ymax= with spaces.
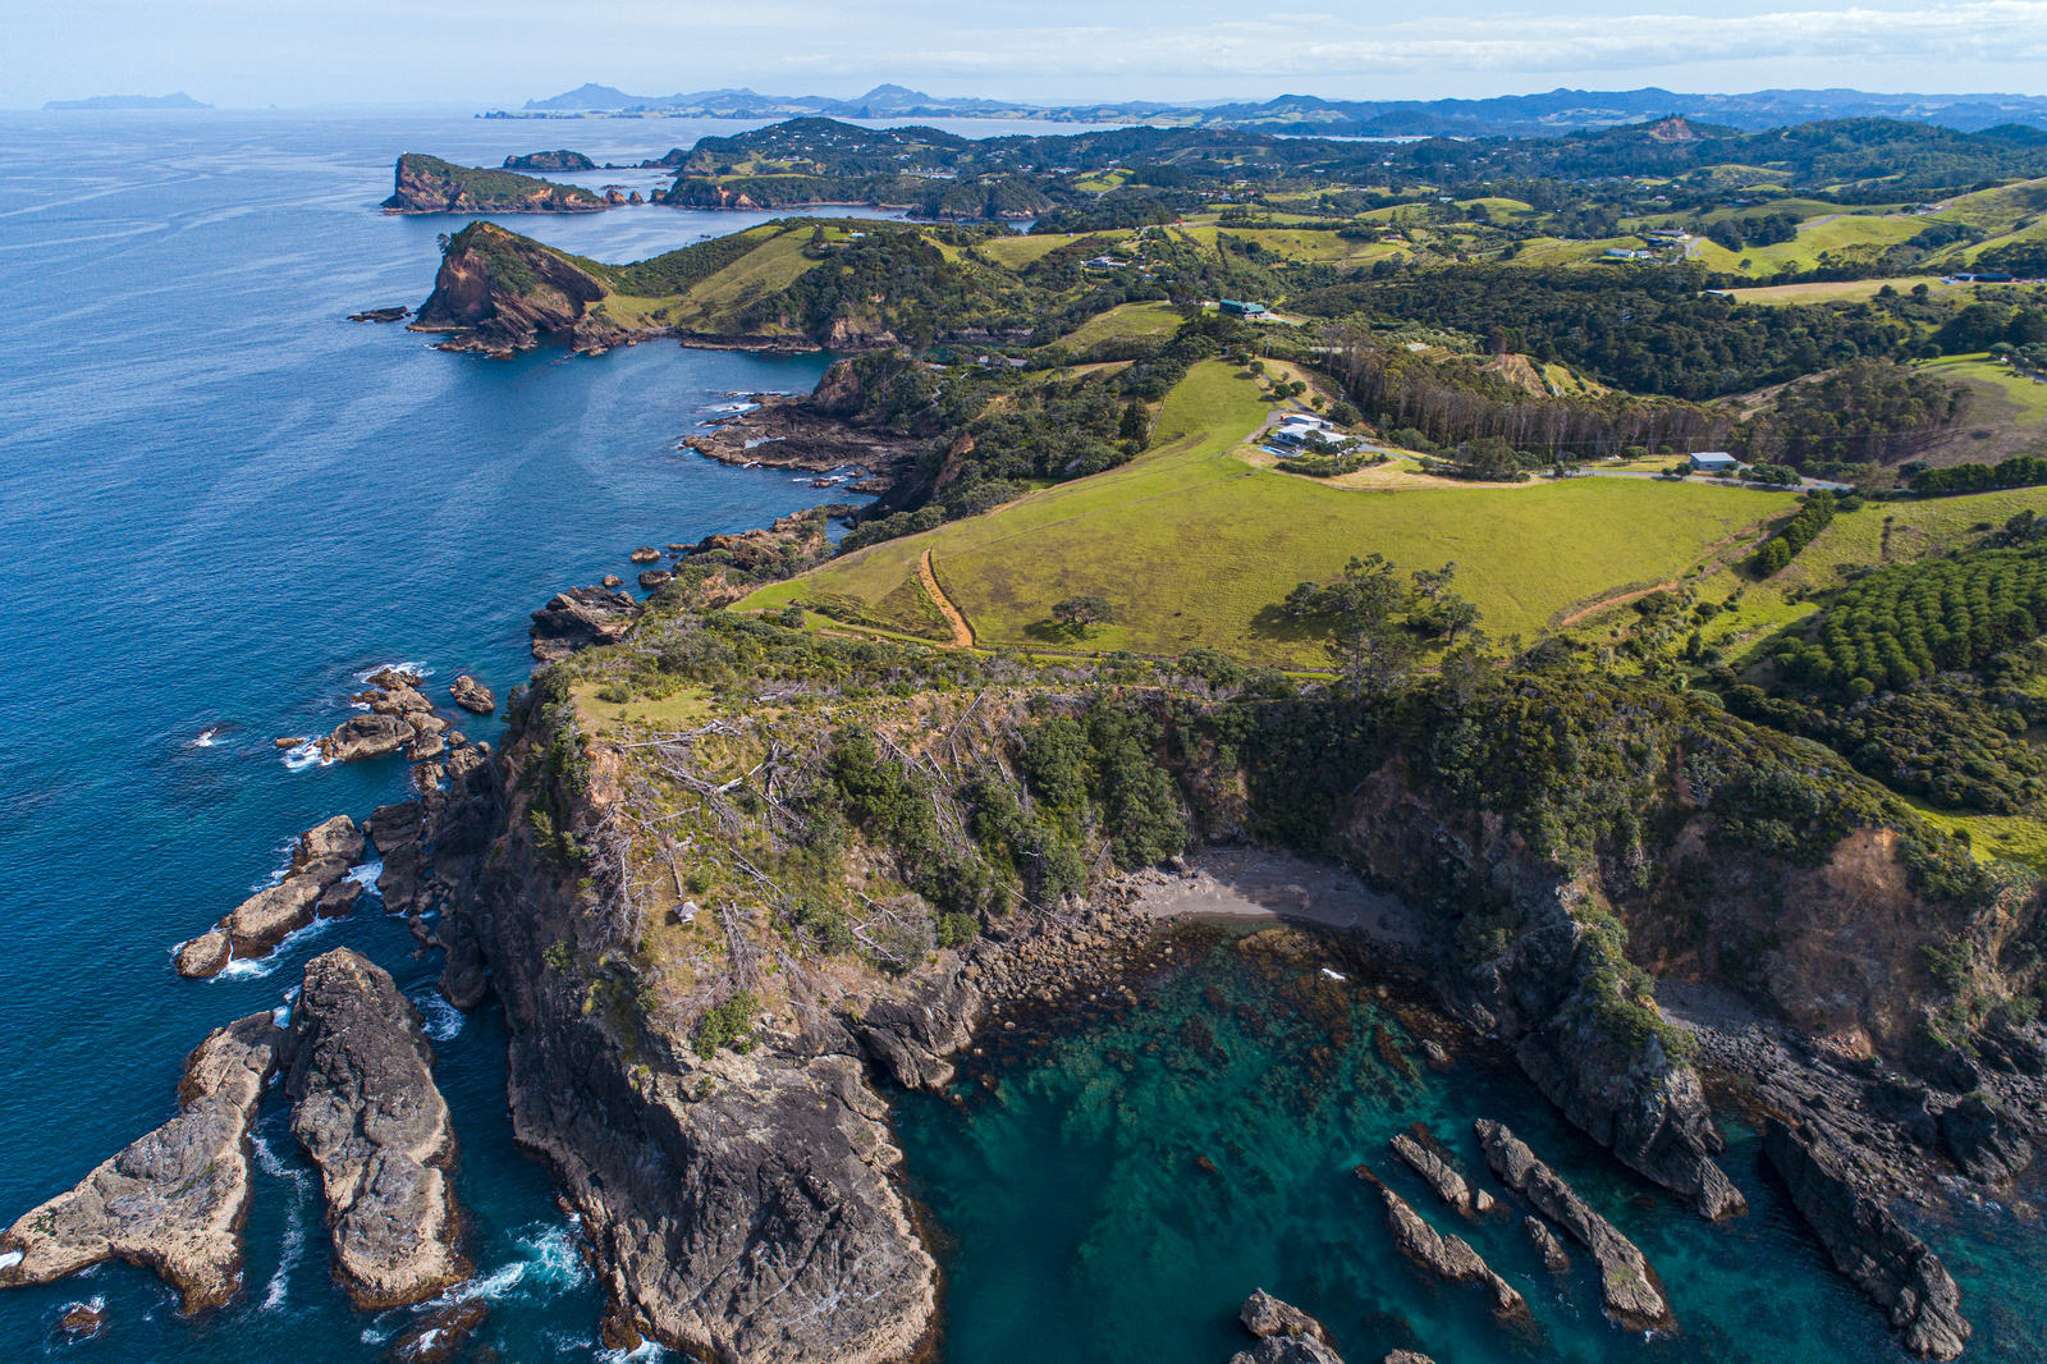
xmin=1688 ymin=451 xmax=1740 ymax=473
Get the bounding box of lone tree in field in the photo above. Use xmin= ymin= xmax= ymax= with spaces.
xmin=1050 ymin=594 xmax=1114 ymax=637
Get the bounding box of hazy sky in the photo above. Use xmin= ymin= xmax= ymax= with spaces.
xmin=9 ymin=0 xmax=2047 ymax=108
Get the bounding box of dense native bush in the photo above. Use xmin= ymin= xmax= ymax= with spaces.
xmin=1738 ymin=360 xmax=1961 ymax=469
xmin=1295 ymin=267 xmax=1914 ymax=399
xmin=1913 ymin=455 xmax=2047 ymax=497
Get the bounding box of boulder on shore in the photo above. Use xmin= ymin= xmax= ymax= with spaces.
xmin=0 ymin=1013 xmax=281 ymax=1310
xmin=448 ymin=675 xmax=496 ymax=715
xmin=1763 ymin=1118 xmax=1969 ymax=1360
xmin=1358 ymin=1166 xmax=1525 ymax=1321
xmin=285 ymin=949 xmax=468 ymax=1309
xmin=1475 ymin=1119 xmax=1669 ymax=1330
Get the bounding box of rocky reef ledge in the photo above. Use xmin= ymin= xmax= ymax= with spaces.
xmin=1230 ymin=1288 xmax=1348 ymax=1363
xmin=1764 ymin=1117 xmax=1970 ymax=1360
xmin=0 ymin=1013 xmax=281 ymax=1309
xmin=1475 ymin=1118 xmax=1672 ymax=1331
xmin=285 ymin=948 xmax=468 ymax=1309
xmin=174 ymin=814 xmax=364 ymax=978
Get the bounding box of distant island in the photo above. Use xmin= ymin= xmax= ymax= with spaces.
xmin=489 ymin=80 xmax=2047 ymax=136
xmin=43 ymin=91 xmax=209 ymax=111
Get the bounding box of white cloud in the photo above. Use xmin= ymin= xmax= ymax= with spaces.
xmin=873 ymin=2 xmax=2047 ymax=79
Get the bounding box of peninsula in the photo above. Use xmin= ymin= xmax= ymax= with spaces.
xmin=14 ymin=103 xmax=2047 ymax=1363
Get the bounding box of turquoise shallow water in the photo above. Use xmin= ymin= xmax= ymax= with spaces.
xmin=895 ymin=931 xmax=2047 ymax=1363
xmin=0 ymin=109 xmax=2042 ymax=1361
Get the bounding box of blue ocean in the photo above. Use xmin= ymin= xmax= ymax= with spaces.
xmin=0 ymin=109 xmax=2040 ymax=1361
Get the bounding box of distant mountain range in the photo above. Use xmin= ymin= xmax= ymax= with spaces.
xmin=502 ymin=82 xmax=2047 ymax=135
xmin=43 ymin=91 xmax=210 ymax=111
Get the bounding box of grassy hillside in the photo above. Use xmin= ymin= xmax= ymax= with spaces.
xmin=1687 ymin=213 xmax=1927 ymax=275
xmin=1054 ymin=300 xmax=1186 ymax=347
xmin=739 ymin=361 xmax=1793 ymax=664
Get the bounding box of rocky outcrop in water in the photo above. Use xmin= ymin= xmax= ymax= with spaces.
xmin=367 ymin=800 xmax=426 ymax=916
xmin=1230 ymin=1337 xmax=1347 ymax=1364
xmin=1763 ymin=1117 xmax=1969 ymax=1360
xmin=1474 ymin=1119 xmax=1669 ymax=1330
xmin=1523 ymin=1214 xmax=1570 ymax=1272
xmin=1390 ymin=1125 xmax=1491 ymax=1215
xmin=284 ymin=949 xmax=468 ymax=1309
xmin=503 ymin=150 xmax=595 ymax=172
xmin=448 ymin=675 xmax=496 ymax=715
xmin=0 ymin=1013 xmax=281 ymax=1309
xmin=1229 ymin=1289 xmax=1346 ymax=1363
xmin=388 ymin=1298 xmax=488 ymax=1361
xmin=1357 ymin=1166 xmax=1525 ymax=1321
xmin=349 ymin=306 xmax=410 ymax=324
xmin=1241 ymin=1288 xmax=1332 ymax=1344
xmin=530 ymin=585 xmax=641 ymax=660
xmin=320 ymin=713 xmax=415 ymax=763
xmin=173 ymin=815 xmax=364 ymax=977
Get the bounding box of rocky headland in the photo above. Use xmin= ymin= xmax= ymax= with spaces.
xmin=382 ymin=154 xmax=606 ymax=215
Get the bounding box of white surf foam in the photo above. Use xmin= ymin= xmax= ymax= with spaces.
xmin=251 ymin=1131 xmax=312 ymax=1312
xmin=0 ymin=1250 xmax=22 ymax=1270
xmin=411 ymin=988 xmax=465 ymax=1043
xmin=427 ymin=1220 xmax=591 ymax=1311
xmin=215 ymin=915 xmax=341 ymax=981
xmin=281 ymin=738 xmax=329 ymax=772
xmin=346 ymin=859 xmax=383 ymax=889
xmin=355 ymin=659 xmax=435 ymax=683
xmin=190 ymin=727 xmax=222 ymax=749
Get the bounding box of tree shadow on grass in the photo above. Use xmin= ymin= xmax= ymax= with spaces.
xmin=1024 ymin=618 xmax=1091 ymax=644
xmin=1248 ymin=603 xmax=1327 ymax=645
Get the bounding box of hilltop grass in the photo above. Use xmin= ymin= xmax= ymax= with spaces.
xmin=1055 ymin=301 xmax=1186 ymax=347
xmin=1920 ymin=352 xmax=2047 ymax=420
xmin=977 ymin=230 xmax=1128 ymax=269
xmin=1504 ymin=235 xmax=1646 ymax=267
xmin=739 ymin=361 xmax=1793 ymax=664
xmin=1687 ymin=213 xmax=1926 ymax=275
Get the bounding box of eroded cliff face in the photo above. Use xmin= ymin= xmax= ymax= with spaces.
xmin=437 ymin=698 xmax=941 ymax=1363
xmin=409 ymin=224 xmax=634 ymax=357
xmin=1630 ymin=820 xmax=2029 ymax=1059
xmin=426 ymin=620 xmax=2041 ymax=1361
xmin=1333 ymin=759 xmax=1743 ymax=1219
